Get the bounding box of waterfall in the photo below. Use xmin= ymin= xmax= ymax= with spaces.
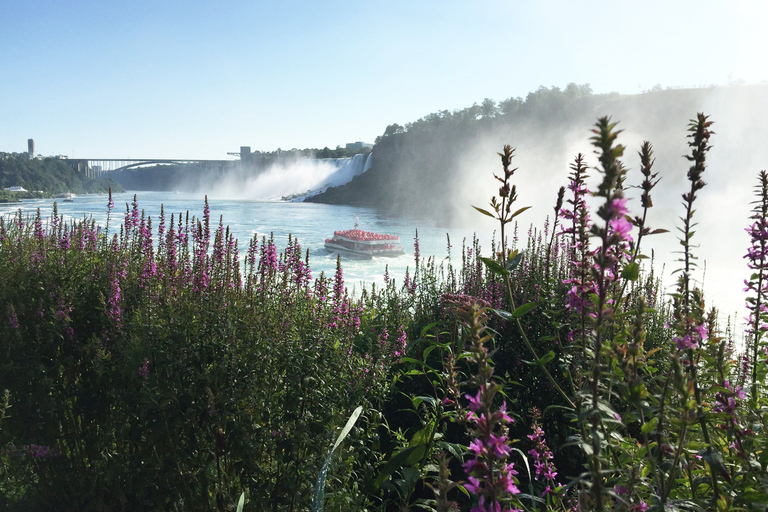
xmin=285 ymin=152 xmax=372 ymax=201
xmin=205 ymin=153 xmax=374 ymax=201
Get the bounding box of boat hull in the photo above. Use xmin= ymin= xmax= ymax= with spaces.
xmin=324 ymin=241 xmax=404 ymax=259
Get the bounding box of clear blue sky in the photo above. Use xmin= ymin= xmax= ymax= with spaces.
xmin=1 ymin=0 xmax=766 ymax=159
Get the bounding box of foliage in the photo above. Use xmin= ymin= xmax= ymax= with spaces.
xmin=2 ymin=112 xmax=768 ymax=512
xmin=0 ymin=196 xmax=394 ymax=510
xmin=0 ymin=153 xmax=122 ymax=195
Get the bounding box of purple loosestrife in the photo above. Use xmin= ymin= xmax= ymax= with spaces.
xmin=165 ymin=216 xmax=178 ymax=279
xmin=667 ymin=113 xmax=719 ymax=503
xmin=231 ymin=237 xmax=241 ymax=289
xmin=332 ymin=255 xmax=344 ymax=303
xmin=584 ymin=117 xmax=633 ymax=511
xmin=713 ymin=380 xmax=749 ymax=458
xmin=286 ymin=238 xmax=311 ymax=289
xmin=313 ymin=273 xmax=329 ymax=323
xmin=138 ymin=358 xmax=150 ymax=380
xmin=744 ymin=170 xmax=768 ymax=397
xmin=630 ymin=142 xmax=663 ymax=260
xmin=403 ymin=268 xmax=413 ymax=295
xmin=131 ymin=195 xmax=140 ymax=234
xmin=107 ymin=262 xmax=126 ymax=330
xmin=544 ymin=187 xmax=565 ymax=285
xmin=394 ymin=326 xmax=407 ymax=361
xmin=561 ymin=154 xmax=595 ymax=349
xmin=527 ymin=409 xmax=559 ymax=497
xmin=458 ymin=301 xmax=521 ymax=512
xmin=7 ymin=308 xmax=19 ymax=329
xmin=59 ymin=227 xmax=70 ymax=250
xmin=246 ymin=234 xmax=258 ymax=270
xmin=258 ymin=234 xmax=279 ymax=285
xmin=33 ymin=209 xmax=44 ymax=240
xmin=105 ymin=187 xmax=114 ymax=237
xmin=202 ymin=196 xmax=211 ymax=246
xmin=474 ymin=144 xmax=529 ymax=260
xmin=212 ymin=217 xmax=225 ymax=267
xmin=327 ymin=256 xmax=350 ymax=329
xmin=157 ymin=204 xmax=166 ymax=254
xmin=23 ymin=444 xmax=58 ymax=460
xmin=49 ymin=203 xmax=60 ymax=234
xmin=377 ymin=327 xmax=388 ymax=350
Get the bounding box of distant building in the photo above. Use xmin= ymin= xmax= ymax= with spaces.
xmin=6 ymin=186 xmax=27 ymax=192
xmin=345 ymin=142 xmax=373 ymax=151
xmin=27 ymin=139 xmax=35 ymax=159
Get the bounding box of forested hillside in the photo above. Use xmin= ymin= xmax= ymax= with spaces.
xmin=308 ymin=83 xmax=768 ymax=226
xmin=0 ymin=153 xmax=122 ymax=197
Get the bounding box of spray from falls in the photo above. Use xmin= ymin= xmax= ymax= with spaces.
xmin=205 ymin=153 xmax=372 ymax=201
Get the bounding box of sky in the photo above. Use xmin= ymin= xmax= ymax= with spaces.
xmin=1 ymin=0 xmax=767 ymax=160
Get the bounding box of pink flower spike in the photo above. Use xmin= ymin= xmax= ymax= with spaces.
xmin=466 ymin=388 xmax=483 ymax=412
xmin=696 ymin=323 xmax=708 ymax=341
xmin=469 ymin=438 xmax=486 ymax=457
xmin=496 ymin=401 xmax=514 ymax=424
xmin=610 ymin=197 xmax=629 ymax=216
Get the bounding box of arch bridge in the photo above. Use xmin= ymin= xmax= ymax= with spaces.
xmin=66 ymin=158 xmax=231 ymax=178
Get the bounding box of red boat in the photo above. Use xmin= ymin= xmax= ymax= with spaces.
xmin=325 ymin=220 xmax=404 ymax=259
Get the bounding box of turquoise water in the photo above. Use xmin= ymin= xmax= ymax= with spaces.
xmin=0 ymin=190 xmax=754 ymax=331
xmin=0 ymin=191 xmax=494 ymax=293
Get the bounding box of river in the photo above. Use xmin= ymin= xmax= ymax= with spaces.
xmin=0 ymin=191 xmax=495 ymax=294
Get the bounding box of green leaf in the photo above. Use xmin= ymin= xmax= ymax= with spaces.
xmin=405 ymin=444 xmax=427 ymax=466
xmin=412 ymin=396 xmax=437 ymax=411
xmin=507 ymin=251 xmax=524 ymax=271
xmin=410 ymin=423 xmax=434 ymax=447
xmin=510 ymin=206 xmax=531 ymax=219
xmin=419 ymin=321 xmax=443 ymax=339
xmin=236 ymin=493 xmax=245 ymax=512
xmin=313 ymin=406 xmax=363 ymax=512
xmin=479 ymin=257 xmax=509 ymax=276
xmin=491 ymin=308 xmax=513 ymax=321
xmin=374 ymin=447 xmax=420 ymax=488
xmin=422 ymin=344 xmax=440 ymax=360
xmin=539 ymin=351 xmax=556 ymax=365
xmin=511 ymin=302 xmax=536 ymax=318
xmin=472 ymin=205 xmax=497 ymax=219
xmin=621 ymin=261 xmax=640 ymax=281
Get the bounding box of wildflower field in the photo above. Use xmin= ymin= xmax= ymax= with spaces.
xmin=1 ymin=114 xmax=767 ymax=511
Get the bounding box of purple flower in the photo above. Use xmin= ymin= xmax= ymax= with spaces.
xmin=466 ymin=389 xmax=483 ymax=412
xmin=24 ymin=444 xmax=58 ymax=460
xmin=527 ymin=412 xmax=559 ymax=493
xmin=675 ymin=334 xmax=696 ymax=351
xmin=138 ymin=358 xmax=150 ymax=379
xmin=609 ymin=215 xmax=633 ymax=240
xmin=8 ymin=310 xmax=19 ymax=329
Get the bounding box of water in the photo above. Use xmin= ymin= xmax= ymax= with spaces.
xmin=0 ymin=191 xmax=752 ymax=336
xmin=0 ymin=191 xmax=494 ymax=295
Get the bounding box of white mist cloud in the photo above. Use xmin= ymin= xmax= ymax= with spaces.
xmin=207 ymin=156 xmax=369 ymax=201
xmin=454 ymin=86 xmax=768 ymax=335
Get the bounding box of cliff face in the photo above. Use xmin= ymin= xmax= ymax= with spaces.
xmin=307 ymin=125 xmax=479 ymax=225
xmin=307 ymin=85 xmax=768 ymax=226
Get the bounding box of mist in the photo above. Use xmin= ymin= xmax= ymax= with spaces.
xmin=450 ymin=85 xmax=768 ymax=334
xmin=203 ymin=154 xmax=370 ymax=201
xmin=309 ymin=85 xmax=768 ymax=332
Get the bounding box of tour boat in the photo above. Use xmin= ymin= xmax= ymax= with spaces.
xmin=325 ymin=219 xmax=404 ymax=259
